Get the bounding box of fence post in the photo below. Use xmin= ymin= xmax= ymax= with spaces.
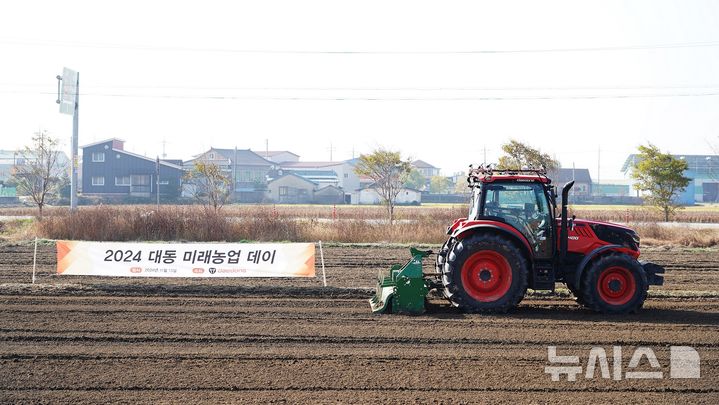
xmin=32 ymin=237 xmax=38 ymax=284
xmin=318 ymin=240 xmax=327 ymax=287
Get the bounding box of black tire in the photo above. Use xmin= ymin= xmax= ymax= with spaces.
xmin=442 ymin=233 xmax=528 ymax=313
xmin=435 ymin=238 xmax=453 ymax=298
xmin=580 ymin=254 xmax=648 ymax=314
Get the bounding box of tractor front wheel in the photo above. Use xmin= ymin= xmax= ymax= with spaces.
xmin=581 ymin=254 xmax=648 ymax=314
xmin=442 ymin=233 xmax=528 ymax=313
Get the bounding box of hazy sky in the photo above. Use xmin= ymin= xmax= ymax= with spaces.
xmin=1 ymin=0 xmax=719 ymax=181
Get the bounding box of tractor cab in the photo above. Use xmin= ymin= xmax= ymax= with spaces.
xmin=467 ymin=175 xmax=555 ymax=260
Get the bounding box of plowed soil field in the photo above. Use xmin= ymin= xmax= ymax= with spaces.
xmin=0 ymin=243 xmax=717 ymax=404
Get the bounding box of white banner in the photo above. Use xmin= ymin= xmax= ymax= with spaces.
xmin=57 ymin=241 xmax=315 ymax=278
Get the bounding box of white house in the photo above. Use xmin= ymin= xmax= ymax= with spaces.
xmin=279 ymin=161 xmax=360 ymax=198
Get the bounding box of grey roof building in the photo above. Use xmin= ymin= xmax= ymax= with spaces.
xmin=185 ymin=148 xmax=276 ymax=203
xmin=547 ymin=168 xmax=593 ymax=196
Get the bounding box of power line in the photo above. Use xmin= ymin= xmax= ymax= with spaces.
xmin=3 ymin=37 xmax=719 ymax=54
xmin=6 ymin=90 xmax=719 ymax=101
xmin=4 ymin=83 xmax=719 ymax=92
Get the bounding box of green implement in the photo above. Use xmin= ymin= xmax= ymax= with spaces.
xmin=369 ymin=247 xmax=433 ymax=314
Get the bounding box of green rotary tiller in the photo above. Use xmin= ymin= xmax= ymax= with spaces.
xmin=369 ymin=247 xmax=433 ymax=314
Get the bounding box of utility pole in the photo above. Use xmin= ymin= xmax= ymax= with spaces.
xmin=161 ymin=139 xmax=167 ymax=159
xmin=56 ymin=68 xmax=79 ymax=211
xmin=71 ymin=74 xmax=79 ymax=211
xmin=327 ymin=142 xmax=336 ymax=161
xmin=572 ymin=162 xmax=576 ymax=200
xmin=233 ymin=146 xmax=238 ymax=202
xmin=156 ymin=156 xmax=160 ymax=208
xmin=265 ymin=139 xmax=269 ymax=159
xmin=483 ymin=145 xmax=487 ymax=165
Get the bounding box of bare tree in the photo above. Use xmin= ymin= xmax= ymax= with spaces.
xmin=354 ymin=148 xmax=412 ymax=224
xmin=12 ymin=130 xmax=65 ymax=219
xmin=184 ymin=160 xmax=231 ymax=213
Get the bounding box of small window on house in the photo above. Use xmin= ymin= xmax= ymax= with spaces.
xmin=279 ymin=186 xmax=288 ymax=196
xmin=344 ymin=173 xmax=349 ymax=178
xmin=115 ymin=176 xmax=131 ymax=186
xmin=92 ymin=152 xmax=105 ymax=162
xmin=91 ymin=176 xmax=105 ymax=186
xmin=209 ymin=153 xmax=215 ymax=159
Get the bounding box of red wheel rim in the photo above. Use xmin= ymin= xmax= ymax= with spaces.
xmin=460 ymin=250 xmax=513 ymax=302
xmin=597 ymin=266 xmax=636 ymax=306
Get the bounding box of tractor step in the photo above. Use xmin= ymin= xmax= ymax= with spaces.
xmin=369 ymin=248 xmax=433 ymax=314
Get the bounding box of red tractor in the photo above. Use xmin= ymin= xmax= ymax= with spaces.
xmin=433 ymin=166 xmax=664 ymax=314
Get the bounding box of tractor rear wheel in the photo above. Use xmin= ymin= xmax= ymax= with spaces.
xmin=581 ymin=254 xmax=648 ymax=314
xmin=442 ymin=233 xmax=528 ymax=313
xmin=435 ymin=238 xmax=454 ymax=298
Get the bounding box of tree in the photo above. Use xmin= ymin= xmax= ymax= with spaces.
xmin=404 ymin=169 xmax=426 ymax=190
xmin=430 ymin=176 xmax=452 ymax=194
xmin=12 ymin=130 xmax=65 ymax=219
xmin=354 ymin=149 xmax=412 ymax=224
xmin=630 ymin=144 xmax=690 ymax=221
xmin=184 ymin=160 xmax=231 ymax=213
xmin=454 ymin=177 xmax=471 ymax=194
xmin=497 ymin=139 xmax=560 ymax=171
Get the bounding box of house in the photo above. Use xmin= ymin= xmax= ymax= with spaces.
xmin=81 ymin=139 xmax=183 ymax=200
xmin=278 ymin=161 xmax=360 ymax=200
xmin=358 ymin=186 xmax=422 ymax=205
xmin=271 ymin=169 xmax=340 ymax=188
xmin=548 ymin=168 xmax=593 ymax=197
xmin=622 ymin=154 xmax=719 ymax=204
xmin=0 ymin=150 xmax=19 ymax=183
xmin=266 ymin=173 xmax=316 ymax=204
xmin=266 ymin=173 xmax=345 ymax=204
xmin=185 ymin=148 xmax=275 ymax=203
xmin=0 ymin=149 xmax=70 ymax=183
xmin=252 ymin=150 xmax=299 ymax=164
xmin=313 ymin=185 xmax=345 ymax=204
xmin=412 ymin=160 xmax=440 ymax=178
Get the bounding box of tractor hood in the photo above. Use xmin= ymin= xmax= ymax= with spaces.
xmin=570 ymin=219 xmax=641 ymax=251
xmin=571 ymin=218 xmax=633 ymax=231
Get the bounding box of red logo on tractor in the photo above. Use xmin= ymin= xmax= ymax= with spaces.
xmin=192 ymin=268 xmax=205 ymax=274
xmin=130 ymin=267 xmax=142 ymax=273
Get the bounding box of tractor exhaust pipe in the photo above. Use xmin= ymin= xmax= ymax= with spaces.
xmin=560 ymin=181 xmax=575 ymax=263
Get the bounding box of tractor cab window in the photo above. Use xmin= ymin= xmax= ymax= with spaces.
xmin=482 ymin=182 xmax=553 ymax=257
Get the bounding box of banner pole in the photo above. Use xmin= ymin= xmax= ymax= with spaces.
xmin=32 ymin=237 xmax=38 ymax=284
xmin=318 ymin=240 xmax=327 ymax=287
